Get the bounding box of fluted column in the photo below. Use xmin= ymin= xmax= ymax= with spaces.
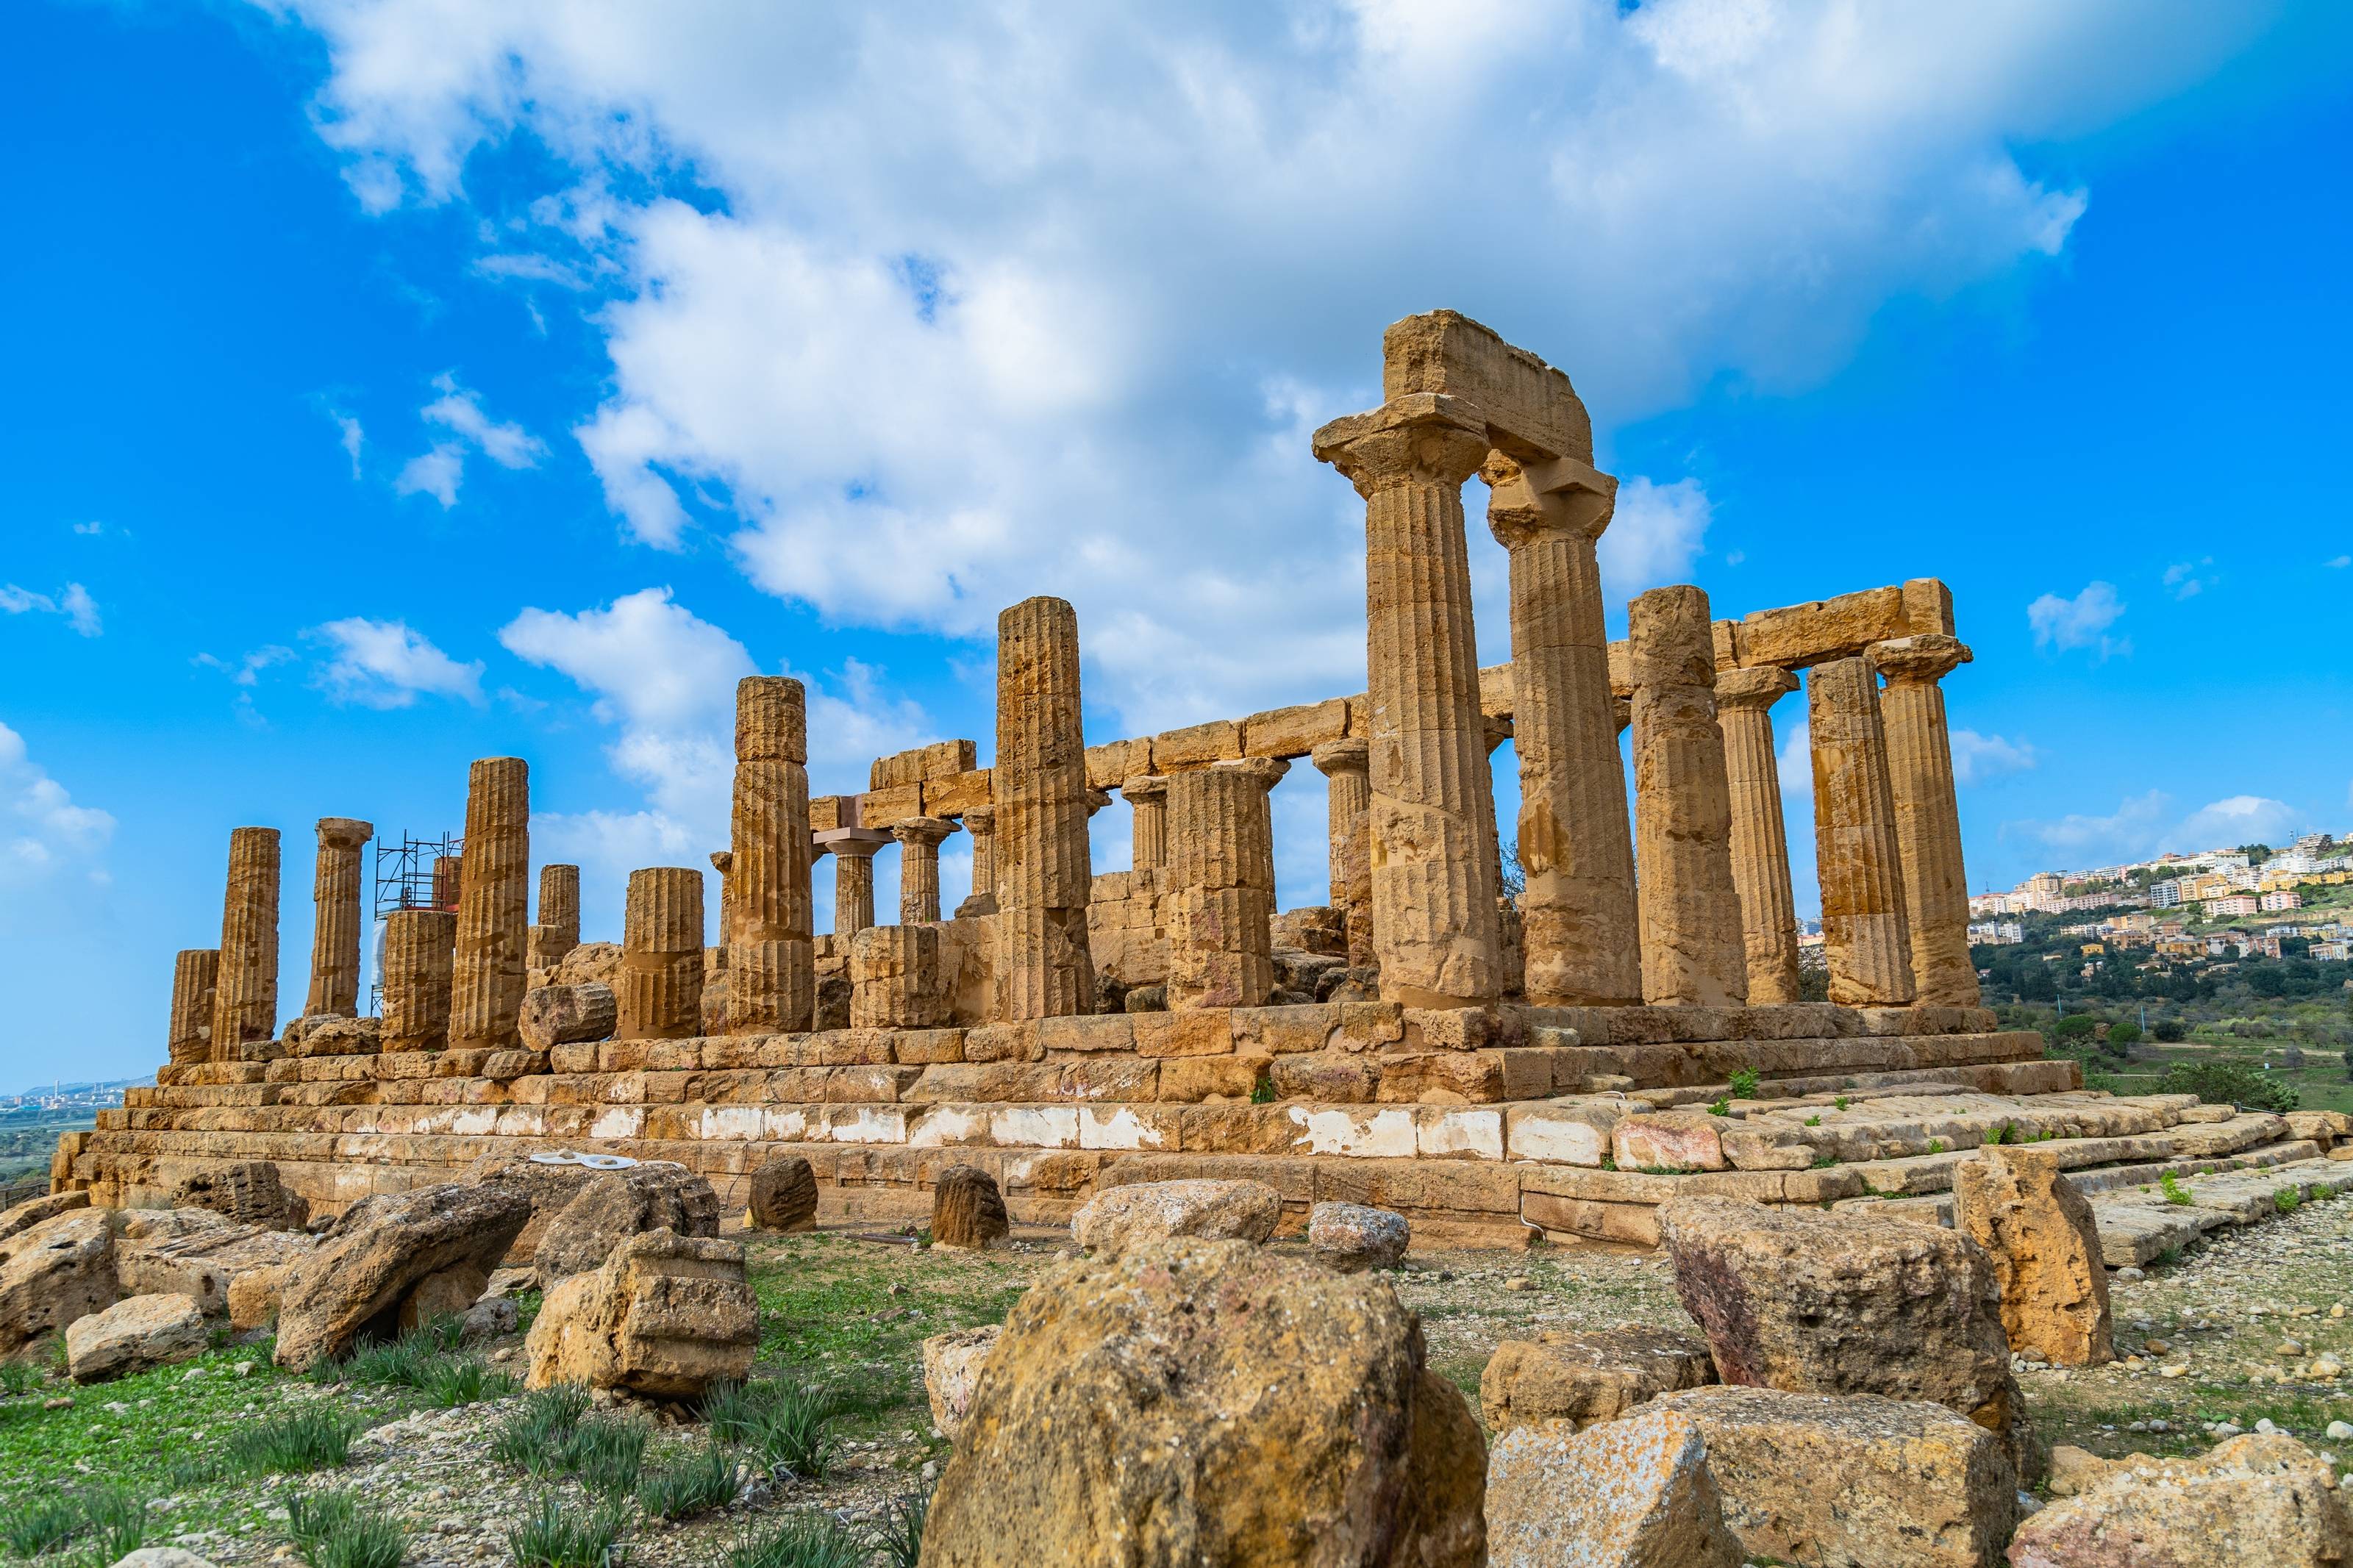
xmin=1313 ymin=394 xmax=1503 ymax=1008
xmin=954 ymin=804 xmax=997 ymax=919
xmin=1483 ymin=457 xmax=1642 ymax=1006
xmin=168 ymin=949 xmax=219 ymax=1065
xmin=211 ymin=826 xmax=280 ymax=1060
xmin=1166 ymin=759 xmax=1287 ymax=1009
xmin=708 ymin=851 xmax=735 ymax=950
xmin=727 ymin=676 xmax=815 ymax=1033
xmin=382 ymin=908 xmax=456 ymax=1050
xmin=451 ymin=757 xmax=529 ymax=1050
xmin=1629 ymin=586 xmax=1748 ymax=1007
xmin=1715 ymin=667 xmax=1804 ymax=1006
xmin=1122 ymin=776 xmax=1168 ymax=872
xmin=892 ymin=816 xmax=956 ymax=924
xmin=1310 ymin=740 xmax=1373 ymax=969
xmin=618 ymin=866 xmax=704 ymax=1040
xmin=993 ymin=596 xmax=1094 ymax=1019
xmin=1810 ymin=657 xmax=1917 ymax=1006
xmin=527 ymin=864 xmax=581 ymax=974
xmin=834 ymin=842 xmax=880 ymax=937
xmin=303 ymin=817 xmax=373 ymax=1018
xmin=432 ymin=855 xmax=462 ymax=912
xmin=1873 ymin=634 xmax=1979 ymax=1006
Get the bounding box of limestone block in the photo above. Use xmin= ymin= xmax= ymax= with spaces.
xmin=932 ymin=1164 xmax=1010 ymax=1250
xmin=65 ymin=1292 xmax=207 ymax=1383
xmin=1070 ymin=1179 xmax=1282 ymax=1256
xmin=1479 ymin=1326 xmax=1716 ymax=1432
xmin=1485 ymin=1407 xmax=1743 ymax=1568
xmin=1382 ymin=308 xmax=1593 ymax=463
xmin=2009 ymin=1433 xmax=2353 ymax=1567
xmin=273 ymin=1181 xmax=533 ymax=1371
xmin=168 ymin=1161 xmax=307 ymax=1231
xmin=924 ymin=769 xmax=993 ymax=818
xmin=1953 ymin=1145 xmax=2112 ymax=1367
xmin=1151 ymin=719 xmax=1243 ymax=770
xmin=1735 ymin=586 xmax=1908 ymax=669
xmin=0 ymin=1209 xmax=118 ymax=1356
xmin=872 ymin=738 xmax=977 ymax=790
xmin=1083 ymin=739 xmax=1152 ymax=790
xmin=1240 ymin=699 xmax=1349 ymax=758
xmin=524 ymin=1228 xmax=756 ymax=1399
xmin=849 ymin=924 xmax=950 ymax=1029
xmin=924 ymin=1322 xmax=1001 ymax=1442
xmin=0 ymin=1191 xmax=87 ymax=1245
xmin=1612 ymin=1111 xmax=1729 ymax=1172
xmin=1307 ymin=1201 xmax=1408 ymax=1272
xmin=860 ymin=781 xmax=924 ymax=826
xmin=534 ymin=1164 xmax=722 ymax=1283
xmin=747 ymin=1156 xmax=818 ymax=1231
xmin=518 ymin=984 xmax=618 ymax=1050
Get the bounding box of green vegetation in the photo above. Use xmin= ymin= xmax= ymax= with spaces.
xmin=285 ymin=1491 xmax=409 ymax=1568
xmin=505 ymin=1494 xmax=627 ymax=1568
xmin=0 ymin=1486 xmax=147 ymax=1561
xmin=1727 ymin=1067 xmax=1760 ymax=1100
xmin=1705 ymin=1098 xmax=1731 ymax=1117
xmin=2160 ymin=1173 xmax=2193 ymax=1207
xmin=635 ymin=1438 xmax=740 ymax=1522
xmin=721 ymin=1514 xmax=869 ymax=1568
xmin=2157 ymin=1059 xmax=2299 ymax=1114
xmin=222 ymin=1408 xmax=365 ymax=1477
xmin=871 ymin=1492 xmax=929 ymax=1568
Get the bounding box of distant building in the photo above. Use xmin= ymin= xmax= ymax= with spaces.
xmin=2204 ymin=895 xmax=2260 ymax=919
xmin=2260 ymin=889 xmax=2302 ymax=913
xmin=1968 ymin=920 xmax=2025 ymax=945
xmin=2315 ymin=941 xmax=2351 ymax=962
xmin=2150 ymin=880 xmax=2182 ymax=907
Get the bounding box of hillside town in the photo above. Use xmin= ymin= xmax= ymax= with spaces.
xmin=1970 ymin=833 xmax=2353 ymax=964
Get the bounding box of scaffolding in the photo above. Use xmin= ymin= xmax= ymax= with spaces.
xmin=369 ymin=832 xmax=462 ymax=1014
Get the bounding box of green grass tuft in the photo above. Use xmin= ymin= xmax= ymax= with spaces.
xmin=505 ymin=1495 xmax=626 ymax=1568
xmin=723 ymin=1514 xmax=867 ymax=1568
xmin=418 ymin=1358 xmax=516 ymax=1408
xmin=225 ymin=1408 xmax=364 ymax=1476
xmin=635 ymin=1438 xmax=740 ymax=1522
xmin=739 ymin=1379 xmax=851 ymax=1481
xmin=868 ymin=1491 xmax=929 ymax=1568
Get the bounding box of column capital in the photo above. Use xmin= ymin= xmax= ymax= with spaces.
xmin=1310 ymin=738 xmax=1368 ymax=777
xmin=1312 ymin=393 xmax=1493 ymax=499
xmin=316 ymin=817 xmax=374 ymax=850
xmin=962 ymin=803 xmax=995 ymax=832
xmin=1213 ymin=756 xmax=1290 ymax=792
xmin=709 ymin=849 xmax=733 ymax=876
xmin=1120 ymin=774 xmax=1168 ymax=805
xmin=1714 ymin=665 xmax=1801 ymax=712
xmin=890 ymin=815 xmax=957 ymax=851
xmin=815 ymin=826 xmax=891 ymax=859
xmin=1482 ymin=453 xmax=1618 ymax=551
xmin=1870 ymin=633 xmax=1972 ymax=687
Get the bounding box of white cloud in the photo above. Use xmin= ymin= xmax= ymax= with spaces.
xmin=394 ymin=372 xmax=544 ymax=507
xmin=2027 ymin=581 xmax=2127 ymax=659
xmin=2004 ymin=789 xmax=2170 ymax=858
xmin=308 ymin=617 xmax=486 ymax=707
xmin=2003 ymin=790 xmax=2311 ymax=864
xmin=335 ymin=411 xmax=365 ymax=476
xmin=1 ymin=583 xmax=101 ymax=637
xmin=195 ymin=645 xmax=296 ymax=688
xmin=1949 ymin=728 xmax=2036 ymax=785
xmin=257 ymin=0 xmax=2273 ymax=728
xmin=2174 ymin=794 xmax=2304 ymax=852
xmin=1777 ymin=717 xmax=1812 ymax=801
xmin=71 ymin=521 xmax=104 ymax=536
xmin=0 ymin=721 xmax=115 ymax=886
xmin=1597 ymin=477 xmax=1713 ymax=604
xmin=2161 ymin=556 xmax=2215 ymax=600
xmin=2328 ymin=554 xmax=2350 ymax=569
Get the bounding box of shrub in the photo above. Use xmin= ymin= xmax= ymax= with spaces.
xmin=2154 ymin=1018 xmax=2188 ymax=1043
xmin=1705 ymin=1098 xmax=1730 ymax=1118
xmin=2157 ymin=1059 xmax=2299 ymax=1114
xmin=868 ymin=1492 xmax=929 ymax=1568
xmin=2052 ymin=1014 xmax=2098 ymax=1044
xmin=638 ymin=1439 xmax=741 ymax=1522
xmin=724 ymin=1515 xmax=868 ymax=1568
xmin=505 ymin=1497 xmax=626 ymax=1568
xmin=226 ymin=1409 xmax=364 ymax=1476
xmin=2107 ymin=1021 xmax=2143 ymax=1048
xmin=2277 ymin=1189 xmax=2303 ymax=1216
xmin=1727 ymin=1067 xmax=1760 ymax=1100
xmin=1834 ymin=1095 xmax=1852 ymax=1111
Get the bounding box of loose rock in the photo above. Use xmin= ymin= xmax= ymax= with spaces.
xmin=273 ymin=1181 xmax=533 ymax=1371
xmin=0 ymin=1209 xmax=117 ymax=1357
xmin=1486 ymin=1406 xmax=1743 ymax=1568
xmin=1069 ymin=1178 xmax=1282 ymax=1256
xmin=1307 ymin=1202 xmax=1410 ymax=1272
xmin=1481 ymin=1326 xmax=1716 ymax=1433
xmin=65 ymin=1292 xmax=207 ymax=1383
xmin=746 ymin=1156 xmax=818 ymax=1233
xmin=922 ymin=1325 xmax=1001 ymax=1441
xmin=932 ymin=1165 xmax=1010 ymax=1252
xmin=532 ymin=1164 xmax=721 ymax=1283
xmin=524 ymin=1227 xmax=755 ymax=1399
xmin=1953 ymin=1145 xmax=2113 ymax=1367
xmin=2010 ymin=1433 xmax=2353 ymax=1567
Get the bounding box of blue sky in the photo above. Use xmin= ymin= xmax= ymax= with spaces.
xmin=4 ymin=1 xmax=2349 ymax=1086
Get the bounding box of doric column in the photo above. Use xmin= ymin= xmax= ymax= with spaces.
xmin=1483 ymin=456 xmax=1642 ymax=1006
xmin=892 ymin=816 xmax=956 ymax=924
xmin=618 ymin=866 xmax=704 ymax=1040
xmin=954 ymin=804 xmax=997 ymax=918
xmin=303 ymin=817 xmax=373 ymax=1018
xmin=832 ymin=840 xmax=881 ymax=937
xmin=849 ymin=925 xmax=949 ymax=1028
xmin=1313 ymin=394 xmax=1504 ymax=1008
xmin=1715 ymin=667 xmax=1804 ymax=1006
xmin=993 ymin=596 xmax=1094 ymax=1019
xmin=1309 ymin=740 xmax=1373 ymax=969
xmin=432 ymin=855 xmax=463 ymax=912
xmin=381 ymin=908 xmax=456 ymax=1050
xmin=727 ymin=676 xmax=815 ymax=1033
xmin=527 ymin=864 xmax=581 ymax=974
xmin=1628 ymin=586 xmax=1748 ymax=1008
xmin=1873 ymin=634 xmax=1980 ymax=1006
xmin=708 ymin=851 xmax=735 ymax=949
xmin=1122 ymin=776 xmax=1168 ymax=871
xmin=450 ymin=757 xmax=529 ymax=1050
xmin=1809 ymin=656 xmax=1918 ymax=1006
xmin=168 ymin=949 xmax=219 ymax=1065
xmin=1165 ymin=759 xmax=1287 ymax=1009
xmin=211 ymin=826 xmax=280 ymax=1059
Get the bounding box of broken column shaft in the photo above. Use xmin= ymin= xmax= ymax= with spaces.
xmin=727 ymin=676 xmax=815 ymax=1033
xmin=1310 ymin=740 xmax=1373 ymax=970
xmin=1166 ymin=759 xmax=1287 ymax=1010
xmin=526 ymin=863 xmax=581 ymax=975
xmin=1715 ymin=666 xmax=1804 ymax=1006
xmin=211 ymin=826 xmax=280 ymax=1060
xmin=618 ymin=866 xmax=704 ymax=1040
xmin=303 ymin=817 xmax=374 ymax=1019
xmin=1629 ymin=585 xmax=1749 ymax=1008
xmin=450 ymin=757 xmax=529 ymax=1050
xmin=381 ymin=908 xmax=457 ymax=1051
xmin=993 ymin=596 xmax=1094 ymax=1019
xmin=1809 ymin=656 xmax=1918 ymax=1006
xmin=954 ymin=804 xmax=997 ymax=917
xmin=168 ymin=949 xmax=218 ymax=1065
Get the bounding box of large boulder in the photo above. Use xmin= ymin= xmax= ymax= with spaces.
xmin=524 ymin=1228 xmax=756 ymax=1399
xmin=1308 ymin=1203 xmax=1410 ymax=1272
xmin=0 ymin=1191 xmax=88 ymax=1245
xmin=1486 ymin=1406 xmax=1743 ymax=1568
xmin=272 ymin=1182 xmax=534 ymax=1371
xmin=551 ymin=941 xmax=623 ymax=988
xmin=1658 ymin=1196 xmax=2035 ymax=1481
xmin=2008 ymin=1433 xmax=2353 ymax=1567
xmin=284 ymin=1014 xmax=380 ymax=1059
xmin=117 ymin=1214 xmax=313 ymax=1317
xmin=923 ymin=1324 xmax=1001 ymax=1441
xmin=1647 ymin=1386 xmax=2017 ymax=1568
xmin=518 ymin=983 xmax=617 ymax=1050
xmin=920 ymin=1236 xmax=1484 ymax=1567
xmin=169 ymin=1162 xmax=309 ymax=1231
xmin=65 ymin=1292 xmax=207 ymax=1383
xmin=532 ymin=1164 xmax=721 ymax=1284
xmin=1070 ymin=1179 xmax=1282 ymax=1256
xmin=0 ymin=1209 xmax=117 ymax=1356
xmin=746 ymin=1156 xmax=818 ymax=1233
xmin=932 ymin=1166 xmax=1009 ymax=1251
xmin=470 ymin=1158 xmax=599 ymax=1264
xmin=1480 ymin=1326 xmax=1715 ymax=1433
xmin=1953 ymin=1146 xmax=2112 ymax=1367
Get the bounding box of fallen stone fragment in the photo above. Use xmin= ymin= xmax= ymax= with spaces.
xmin=0 ymin=1210 xmax=118 ymax=1357
xmin=117 ymin=1217 xmax=312 ymax=1317
xmin=518 ymin=982 xmax=617 ymax=1050
xmin=1481 ymin=1326 xmax=1716 ymax=1433
xmin=1070 ymin=1178 xmax=1282 ymax=1256
xmin=932 ymin=1165 xmax=1010 ymax=1251
xmin=525 ymin=1228 xmax=755 ymax=1399
xmin=1954 ymin=1145 xmax=2113 ymax=1368
xmin=168 ymin=1162 xmax=308 ymax=1231
xmin=746 ymin=1156 xmax=818 ymax=1233
xmin=1486 ymin=1406 xmax=1743 ymax=1568
xmin=923 ymin=1324 xmax=1001 ymax=1441
xmin=0 ymin=1191 xmax=88 ymax=1246
xmin=1308 ymin=1201 xmax=1410 ymax=1272
xmin=398 ymin=1262 xmax=489 ymax=1331
xmin=922 ymin=1236 xmax=1483 ymax=1567
xmin=533 ymin=1164 xmax=721 ymax=1283
xmin=1646 ymin=1385 xmax=2016 ymax=1568
xmin=65 ymin=1292 xmax=206 ymax=1383
xmin=1659 ymin=1195 xmax=2036 ymax=1482
xmin=2009 ymin=1433 xmax=2353 ymax=1567
xmin=273 ymin=1181 xmax=533 ymax=1372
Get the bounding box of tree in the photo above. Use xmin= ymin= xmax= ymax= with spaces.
xmin=2021 ymin=966 xmax=2057 ymax=1003
xmin=2107 ymin=1021 xmax=2143 ymax=1048
xmin=2158 ymin=1059 xmax=2297 ymax=1113
xmin=1499 ymin=838 xmax=1525 ymax=898
xmin=2237 ymin=843 xmax=2273 ymax=862
xmin=2153 ymin=1018 xmax=2187 ymax=1043
xmin=2052 ymin=1014 xmax=2097 ymax=1044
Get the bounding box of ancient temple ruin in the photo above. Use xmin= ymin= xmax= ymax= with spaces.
xmin=68 ymin=312 xmax=2290 ymax=1252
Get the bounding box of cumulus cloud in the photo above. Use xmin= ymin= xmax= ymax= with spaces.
xmin=1598 ymin=477 xmax=1713 ymax=605
xmin=1777 ymin=717 xmax=1812 ymax=801
xmin=253 ymin=0 xmax=2273 ymax=729
xmin=1 ymin=583 xmax=101 ymax=637
xmin=0 ymin=721 xmax=115 ymax=885
xmin=2174 ymin=794 xmax=2304 ymax=851
xmin=2027 ymin=581 xmax=2128 ymax=659
xmin=2328 ymin=554 xmax=2350 ymax=569
xmin=333 ymin=410 xmax=365 ymax=476
xmin=2161 ymin=556 xmax=2215 ymax=600
xmin=307 ymin=617 xmax=486 ymax=707
xmin=395 ymin=372 xmax=544 ymax=507
xmin=1949 ymin=728 xmax=2036 ymax=786
xmin=2004 ymin=790 xmax=2311 ymax=864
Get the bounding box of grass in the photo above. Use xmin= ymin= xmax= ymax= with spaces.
xmin=556 ymin=1419 xmax=651 ymax=1500
xmin=505 ymin=1495 xmax=627 ymax=1568
xmin=419 ymin=1357 xmax=517 ymax=1408
xmin=0 ymin=1366 xmax=40 ymax=1400
xmin=868 ymin=1491 xmax=929 ymax=1568
xmin=0 ymin=1486 xmax=147 ymax=1561
xmin=221 ymin=1408 xmax=365 ymax=1476
xmin=722 ymin=1514 xmax=868 ymax=1568
xmin=2162 ymin=1173 xmax=2194 ymax=1207
xmin=285 ymin=1490 xmax=410 ymax=1568
xmin=490 ymin=1384 xmax=593 ymax=1473
xmin=736 ymin=1381 xmax=851 ymax=1481
xmin=635 ymin=1439 xmax=740 ymax=1522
